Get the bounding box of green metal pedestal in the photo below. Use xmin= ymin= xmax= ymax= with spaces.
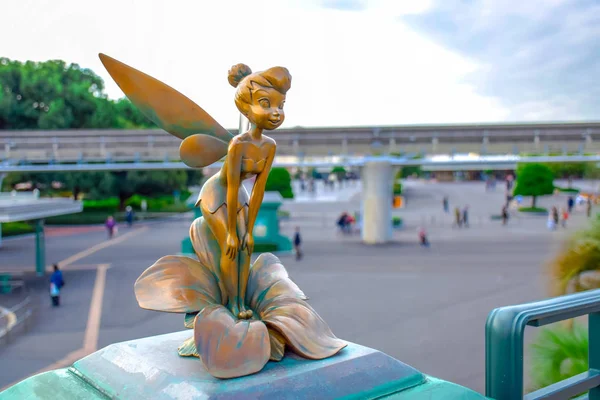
xmin=35 ymin=219 xmax=45 ymax=276
xmin=181 ymin=207 xmax=202 ymax=255
xmin=1 ymin=331 xmax=487 ymax=400
xmin=181 ymin=192 xmax=291 ymax=256
xmin=253 ymin=191 xmax=292 ymax=253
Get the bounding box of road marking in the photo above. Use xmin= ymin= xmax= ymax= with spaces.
xmin=0 ymin=264 xmax=112 ymax=274
xmin=83 ymin=264 xmax=108 ymax=352
xmin=1 ymin=223 xmax=151 ymax=390
xmin=1 ymin=262 xmax=112 ymax=391
xmin=58 ymin=227 xmax=148 ymax=268
xmin=0 ymin=306 xmax=17 ymax=336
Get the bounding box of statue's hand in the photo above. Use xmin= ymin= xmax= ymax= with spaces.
xmin=242 ymin=233 xmax=254 ymax=256
xmin=225 ymin=233 xmax=239 ymax=260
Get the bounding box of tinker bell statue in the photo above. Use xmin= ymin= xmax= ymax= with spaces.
xmin=99 ymin=54 xmax=346 ymax=378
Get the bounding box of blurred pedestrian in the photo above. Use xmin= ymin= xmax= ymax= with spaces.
xmin=454 ymin=207 xmax=462 ymax=228
xmin=561 ymin=208 xmax=569 ymax=228
xmin=501 ymin=206 xmax=509 ymax=225
xmin=552 ymin=206 xmax=559 ymax=227
xmin=568 ymin=196 xmax=575 ymax=213
xmin=462 ymin=205 xmax=469 ymax=228
xmin=125 ymin=206 xmax=134 ymax=227
xmin=293 ymin=226 xmax=302 ymax=261
xmin=587 ymin=198 xmax=593 ymax=218
xmin=547 ymin=212 xmax=556 ymax=231
xmin=443 ymin=196 xmax=449 ymax=213
xmin=50 ymin=264 xmax=65 ymax=307
xmin=105 ymin=216 xmax=117 ymax=239
xmin=418 ymin=227 xmax=430 ymax=247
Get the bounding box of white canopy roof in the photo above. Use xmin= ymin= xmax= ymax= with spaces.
xmin=0 ymin=193 xmax=82 ymax=223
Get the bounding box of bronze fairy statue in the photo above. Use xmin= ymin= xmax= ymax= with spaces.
xmin=99 ymin=54 xmax=346 ymax=379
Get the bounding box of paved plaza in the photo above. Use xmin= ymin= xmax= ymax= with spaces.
xmin=0 ymin=179 xmax=594 ymax=394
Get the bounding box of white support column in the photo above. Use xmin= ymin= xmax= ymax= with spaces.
xmin=342 ymin=137 xmax=348 ymax=156
xmin=360 ymin=160 xmax=393 ymax=244
xmin=389 ymin=137 xmax=396 ymax=154
xmin=534 ymin=130 xmax=540 ymax=151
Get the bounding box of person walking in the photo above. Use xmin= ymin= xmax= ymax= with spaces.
xmin=552 ymin=206 xmax=559 ymax=227
xmin=125 ymin=206 xmax=135 ymax=227
xmin=50 ymin=264 xmax=65 ymax=307
xmin=547 ymin=212 xmax=556 ymax=231
xmin=462 ymin=205 xmax=469 ymax=228
xmin=568 ymin=196 xmax=575 ymax=213
xmin=293 ymin=226 xmax=302 ymax=261
xmin=454 ymin=207 xmax=462 ymax=228
xmin=561 ymin=208 xmax=569 ymax=228
xmin=501 ymin=205 xmax=509 ymax=225
xmin=105 ymin=216 xmax=117 ymax=239
xmin=418 ymin=227 xmax=430 ymax=247
xmin=587 ymin=198 xmax=593 ymax=218
xmin=443 ymin=196 xmax=449 ymax=213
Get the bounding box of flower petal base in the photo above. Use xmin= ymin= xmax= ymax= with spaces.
xmin=134 ymin=215 xmax=346 ymax=379
xmin=194 ymin=305 xmax=270 ymax=379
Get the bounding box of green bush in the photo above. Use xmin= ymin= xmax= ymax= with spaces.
xmin=82 ymin=194 xmax=191 ymax=213
xmin=518 ymin=207 xmax=548 ymax=213
xmin=46 ymin=207 xmax=188 ymax=226
xmin=399 ymin=166 xmax=422 ymax=178
xmin=266 ymin=167 xmax=294 ymax=199
xmin=253 ymin=243 xmax=279 ymax=253
xmin=529 ymin=322 xmax=588 ymax=394
xmin=46 ymin=212 xmax=116 ymax=225
xmin=555 ymin=186 xmax=580 ymax=193
xmin=1 ymin=221 xmax=35 ymax=237
xmin=393 ymin=182 xmax=402 ymax=195
xmin=83 ymin=198 xmax=120 ymax=212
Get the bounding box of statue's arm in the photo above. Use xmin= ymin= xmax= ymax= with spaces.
xmin=247 ymin=144 xmax=276 ymax=235
xmin=226 ymin=142 xmax=242 ymax=236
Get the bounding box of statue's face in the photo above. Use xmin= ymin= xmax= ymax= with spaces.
xmin=246 ymin=85 xmax=286 ymax=130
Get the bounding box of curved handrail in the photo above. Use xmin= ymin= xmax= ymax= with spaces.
xmin=485 ymin=289 xmax=600 ymax=399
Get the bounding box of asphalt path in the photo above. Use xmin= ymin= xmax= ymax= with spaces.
xmin=0 ymin=181 xmax=593 ymax=394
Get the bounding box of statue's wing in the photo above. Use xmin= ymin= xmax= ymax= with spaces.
xmin=98 ymin=53 xmax=233 ymax=144
xmin=180 ymin=134 xmax=228 ymax=168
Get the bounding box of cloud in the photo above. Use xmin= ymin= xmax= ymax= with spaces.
xmin=321 ymin=0 xmax=367 ymax=11
xmin=402 ymin=0 xmax=600 ymax=121
xmin=1 ymin=0 xmax=508 ymax=127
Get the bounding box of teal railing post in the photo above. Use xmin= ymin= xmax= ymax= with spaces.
xmin=591 ymin=312 xmax=600 ymax=400
xmin=486 ymin=289 xmax=600 ymax=400
xmin=35 ymin=219 xmax=46 ymax=276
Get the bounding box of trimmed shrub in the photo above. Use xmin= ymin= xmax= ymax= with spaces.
xmin=1 ymin=222 xmax=35 ymax=237
xmin=518 ymin=207 xmax=548 ymax=213
xmin=266 ymin=167 xmax=294 ymax=199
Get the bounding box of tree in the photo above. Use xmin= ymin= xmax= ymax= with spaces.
xmin=91 ymin=170 xmax=187 ymax=209
xmin=0 ymin=57 xmax=154 ymax=130
xmin=544 ymin=162 xmax=586 ymax=180
xmin=513 ymin=163 xmax=555 ymax=208
xmin=399 ymin=166 xmax=422 ymax=178
xmin=265 ymin=167 xmax=293 ymax=199
xmin=331 ymin=166 xmax=346 ymax=180
xmin=185 ymin=169 xmax=204 ymax=187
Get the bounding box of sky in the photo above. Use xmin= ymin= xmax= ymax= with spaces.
xmin=2 ymin=0 xmax=597 ymax=129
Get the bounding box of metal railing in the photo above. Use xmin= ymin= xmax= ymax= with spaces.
xmin=486 ymin=289 xmax=600 ymax=399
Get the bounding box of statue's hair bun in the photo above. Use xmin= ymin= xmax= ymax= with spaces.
xmin=228 ymin=63 xmax=252 ymax=88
